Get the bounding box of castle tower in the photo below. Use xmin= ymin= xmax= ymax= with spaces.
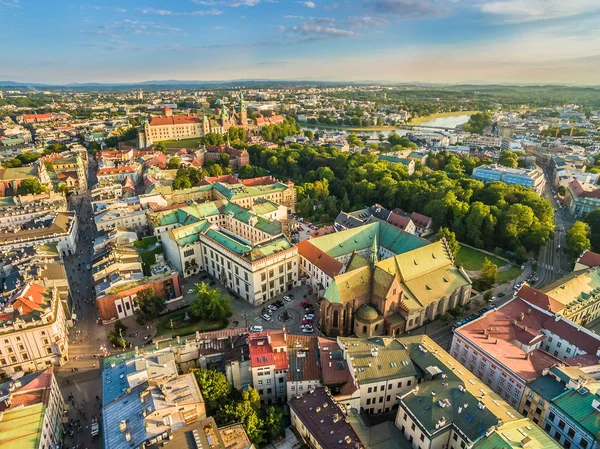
xmin=239 ymin=93 xmax=248 ymax=126
xmin=220 ymin=106 xmax=230 ymax=132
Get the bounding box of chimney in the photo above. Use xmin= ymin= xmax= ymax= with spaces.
xmin=525 ymin=352 xmax=531 ymax=360
xmin=519 ymin=312 xmax=525 ymax=321
xmin=527 ymin=309 xmax=531 ymax=315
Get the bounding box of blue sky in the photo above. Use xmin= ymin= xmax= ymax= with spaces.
xmin=0 ymin=0 xmax=599 ymax=84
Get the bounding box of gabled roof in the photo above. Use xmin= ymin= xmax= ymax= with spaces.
xmin=577 ymin=251 xmax=600 ymax=269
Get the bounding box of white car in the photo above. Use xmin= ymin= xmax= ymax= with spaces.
xmin=267 ymin=304 xmax=277 ymax=311
xmin=304 ymin=314 xmax=315 ymax=320
xmin=261 ymin=314 xmax=272 ymax=321
xmin=283 ymin=295 xmax=292 ymax=302
xmin=187 ymin=289 xmax=194 ymax=294
xmin=302 ymin=327 xmax=314 ymax=333
xmin=490 ymin=296 xmax=496 ymax=302
xmin=250 ymin=326 xmax=263 ymax=332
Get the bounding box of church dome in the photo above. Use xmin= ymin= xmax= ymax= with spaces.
xmin=355 ymin=304 xmax=380 ymax=322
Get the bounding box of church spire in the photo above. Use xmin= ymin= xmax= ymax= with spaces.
xmin=370 ymin=233 xmax=378 ymax=268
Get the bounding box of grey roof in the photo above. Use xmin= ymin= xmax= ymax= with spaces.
xmin=102 ymin=383 xmax=150 ymax=449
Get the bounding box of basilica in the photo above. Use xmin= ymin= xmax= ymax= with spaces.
xmin=297 ymin=221 xmax=472 ymax=337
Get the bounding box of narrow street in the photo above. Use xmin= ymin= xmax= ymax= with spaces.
xmin=55 ymin=154 xmax=106 ymax=449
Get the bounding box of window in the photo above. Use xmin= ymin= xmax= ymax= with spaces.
xmin=420 ymin=434 xmax=424 ymax=442
xmin=398 ymin=382 xmax=402 ymax=388
xmin=453 ymin=434 xmax=458 ymax=441
xmin=411 ymin=423 xmax=415 ymax=431
xmin=548 ymin=412 xmax=556 ymax=421
xmin=558 ymin=420 xmax=565 ymax=430
xmin=366 ymin=399 xmax=371 ymax=405
xmin=581 ymin=439 xmax=589 ymax=449
xmin=368 ymin=387 xmax=372 ymax=393
xmin=567 ymin=428 xmax=575 ymax=438
xmin=380 ymin=385 xmax=385 ymax=392
xmin=557 ymin=342 xmax=562 ymax=348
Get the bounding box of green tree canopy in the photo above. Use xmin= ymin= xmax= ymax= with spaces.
xmin=436 ymin=227 xmax=460 ymax=258
xmin=192 ymin=369 xmax=232 ymax=413
xmin=167 ymin=157 xmax=181 ymax=169
xmin=566 ymin=221 xmax=591 ymax=260
xmin=190 ymin=283 xmax=232 ymax=322
xmin=134 ymin=287 xmax=166 ymax=324
xmin=497 ymin=150 xmax=519 ymax=168
xmin=17 ymin=178 xmax=45 ymax=195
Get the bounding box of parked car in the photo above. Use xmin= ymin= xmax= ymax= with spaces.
xmin=283 ymin=295 xmax=292 ymax=302
xmin=489 ymin=296 xmax=496 ymax=302
xmin=261 ymin=314 xmax=272 ymax=321
xmin=250 ymin=326 xmax=263 ymax=332
xmin=302 ymin=319 xmax=312 ymax=325
xmin=274 ymin=300 xmax=284 ymax=307
xmin=304 ymin=314 xmax=315 ymax=320
xmin=300 ymin=301 xmax=310 ymax=307
xmin=267 ymin=304 xmax=277 ymax=311
xmin=302 ymin=327 xmax=314 ymax=333
xmin=497 ymin=292 xmax=505 ymax=298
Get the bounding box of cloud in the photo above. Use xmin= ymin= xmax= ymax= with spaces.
xmin=363 ymin=0 xmax=450 ymax=18
xmin=298 ymin=1 xmax=316 ymax=8
xmin=138 ymin=7 xmax=222 ymax=16
xmin=191 ymin=0 xmax=262 ymax=6
xmin=479 ymin=0 xmax=600 ymax=23
xmin=286 ymin=19 xmax=360 ymax=40
xmin=85 ymin=19 xmax=186 ymax=38
xmin=346 ymin=16 xmax=389 ymax=28
xmin=0 ymin=0 xmax=20 ymax=7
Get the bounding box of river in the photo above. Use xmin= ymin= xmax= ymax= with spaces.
xmin=301 ymin=114 xmax=472 ymax=139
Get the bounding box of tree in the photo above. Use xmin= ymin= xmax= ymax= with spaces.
xmin=167 ymin=157 xmax=181 ymax=169
xmin=107 ymin=320 xmax=128 ymax=349
xmin=134 ymin=287 xmax=166 ymax=324
xmin=584 ymin=210 xmax=600 ymax=252
xmin=190 ymin=283 xmax=232 ymax=321
xmin=17 ymin=178 xmax=45 ymax=195
xmin=497 ymin=150 xmax=519 ymax=168
xmin=478 ymin=258 xmax=498 ymax=290
xmin=558 ymin=185 xmax=566 ymax=196
xmin=192 ymin=369 xmax=232 ymax=413
xmin=263 ymin=406 xmax=285 ymax=442
xmin=566 ymin=221 xmax=590 ymax=260
xmin=462 ymin=112 xmax=492 ymax=134
xmin=155 ymin=141 xmax=167 ymax=153
xmin=436 ymin=227 xmax=460 ymax=258
xmin=303 ymin=129 xmax=314 ymax=140
xmin=217 ymin=400 xmax=266 ymax=445
xmin=172 ymin=176 xmax=192 ymax=190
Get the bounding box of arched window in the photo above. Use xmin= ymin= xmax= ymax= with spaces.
xmin=363 ymin=326 xmax=367 ymax=334
xmin=333 ymin=309 xmax=339 ymax=328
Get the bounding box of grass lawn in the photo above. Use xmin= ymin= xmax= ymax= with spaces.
xmin=496 ymin=266 xmax=523 ymax=284
xmin=134 ymin=236 xmax=158 ymax=250
xmin=140 ymin=247 xmax=164 ymax=275
xmin=455 ymin=245 xmax=507 ymax=271
xmin=155 ymin=307 xmax=227 ymax=337
xmin=162 ymin=138 xmax=203 ymax=149
xmin=410 ymin=110 xmax=479 ymax=125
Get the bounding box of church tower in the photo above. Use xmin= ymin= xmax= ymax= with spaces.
xmin=138 ymin=115 xmax=153 ymax=149
xmin=370 ymin=234 xmax=378 ymax=268
xmin=220 ymin=106 xmax=230 ymax=133
xmin=239 ymin=93 xmax=248 ymax=126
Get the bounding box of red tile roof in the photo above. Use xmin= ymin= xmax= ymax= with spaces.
xmin=97 ymin=166 xmax=135 ymax=175
xmin=297 ymin=240 xmax=344 ymax=278
xmin=456 ymin=298 xmax=600 ymax=381
xmin=516 ymin=285 xmax=565 ymax=313
xmin=248 ymin=332 xmax=289 ymax=370
xmin=570 ymin=179 xmax=600 ymax=199
xmin=387 ymin=212 xmax=412 ymax=230
xmin=149 ymin=115 xmax=202 ymax=126
xmin=578 ymin=251 xmax=600 ymax=268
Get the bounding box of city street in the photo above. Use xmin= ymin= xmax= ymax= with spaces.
xmin=55 ymin=154 xmax=107 ymax=449
xmin=536 ymin=168 xmax=576 ymax=288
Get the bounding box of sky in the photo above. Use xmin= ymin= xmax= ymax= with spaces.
xmin=0 ymin=0 xmax=599 ymax=85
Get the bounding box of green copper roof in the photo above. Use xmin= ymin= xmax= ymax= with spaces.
xmin=473 ymin=419 xmax=563 ymax=449
xmin=526 ymin=374 xmax=567 ymax=402
xmin=551 ymin=384 xmax=600 ymax=440
xmin=213 ymin=181 xmax=289 ymax=201
xmin=309 ymin=221 xmax=427 ymax=259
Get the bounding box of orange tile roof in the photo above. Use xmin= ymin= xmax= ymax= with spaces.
xmin=97 ymin=166 xmax=135 ymax=175
xmin=297 ymin=240 xmax=343 ymax=278
xmin=579 ymin=251 xmax=600 ymax=268
xmin=516 ymin=285 xmax=565 ymax=313
xmin=149 ymin=115 xmax=202 ymax=126
xmin=456 ymin=298 xmax=600 ymax=382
